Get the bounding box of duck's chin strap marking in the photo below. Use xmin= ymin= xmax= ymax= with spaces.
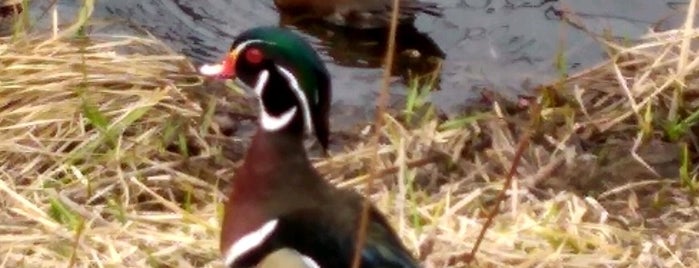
xmin=253 ymin=70 xmax=299 ymax=131
xmin=261 ymin=106 xmax=298 ymax=131
xmin=223 ymin=219 xmax=279 ymax=267
xmin=275 ymin=65 xmax=314 ymax=135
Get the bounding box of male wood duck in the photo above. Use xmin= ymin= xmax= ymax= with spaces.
xmin=274 ymin=0 xmax=443 ymax=29
xmin=200 ymin=26 xmax=420 ymax=268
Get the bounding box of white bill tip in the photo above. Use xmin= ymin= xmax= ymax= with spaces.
xmin=199 ymin=64 xmax=224 ymax=76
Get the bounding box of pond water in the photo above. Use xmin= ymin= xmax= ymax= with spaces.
xmin=26 ymin=0 xmax=691 ymax=118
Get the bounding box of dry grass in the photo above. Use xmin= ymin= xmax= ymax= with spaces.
xmin=2 ymin=2 xmax=699 ymax=268
xmin=0 ymin=30 xmax=225 ymax=267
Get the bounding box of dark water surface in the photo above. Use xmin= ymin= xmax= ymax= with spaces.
xmin=28 ymin=0 xmax=691 ymax=117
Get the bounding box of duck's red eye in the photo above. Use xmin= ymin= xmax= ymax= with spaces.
xmin=245 ymin=48 xmax=264 ymax=64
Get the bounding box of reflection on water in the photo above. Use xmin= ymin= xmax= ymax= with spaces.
xmin=280 ymin=17 xmax=446 ymax=84
xmin=25 ymin=0 xmax=692 ymax=116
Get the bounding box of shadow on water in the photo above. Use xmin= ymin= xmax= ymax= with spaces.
xmin=22 ymin=0 xmax=694 ymax=121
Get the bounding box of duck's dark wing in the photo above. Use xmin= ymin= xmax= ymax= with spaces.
xmin=359 ymin=208 xmax=421 ymax=268
xmin=233 ymin=207 xmax=420 ymax=268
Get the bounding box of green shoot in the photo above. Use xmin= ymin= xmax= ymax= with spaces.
xmin=48 ymin=198 xmax=81 ymax=230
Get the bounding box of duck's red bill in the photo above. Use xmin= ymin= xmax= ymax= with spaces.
xmin=199 ymin=57 xmax=235 ymax=79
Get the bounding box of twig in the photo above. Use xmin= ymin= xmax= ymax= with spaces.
xmin=351 ymin=0 xmax=401 ymax=266
xmin=462 ymin=131 xmax=531 ymax=265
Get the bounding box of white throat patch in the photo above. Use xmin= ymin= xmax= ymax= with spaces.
xmin=254 ymin=70 xmax=298 ymax=131
xmin=252 ymin=67 xmax=315 ymax=134
xmin=223 ymin=219 xmax=279 ymax=267
xmin=275 ymin=66 xmax=314 ymax=135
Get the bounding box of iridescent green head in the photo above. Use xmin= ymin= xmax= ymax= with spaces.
xmin=201 ymin=26 xmax=331 ymax=151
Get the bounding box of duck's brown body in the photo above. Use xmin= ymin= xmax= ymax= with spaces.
xmin=221 ymin=130 xmax=415 ymax=268
xmin=275 ymin=0 xmax=442 ymax=29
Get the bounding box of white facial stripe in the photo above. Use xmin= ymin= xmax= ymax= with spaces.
xmin=254 ymin=70 xmax=270 ymax=96
xmin=275 ymin=66 xmax=314 ymax=134
xmin=223 ymin=219 xmax=279 ymax=267
xmin=199 ymin=40 xmax=268 ymax=77
xmin=232 ymin=39 xmax=266 ymax=56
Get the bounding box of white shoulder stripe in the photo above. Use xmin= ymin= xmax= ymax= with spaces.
xmin=223 ymin=219 xmax=279 ymax=267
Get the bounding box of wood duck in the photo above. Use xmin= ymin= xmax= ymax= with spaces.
xmin=274 ymin=0 xmax=443 ymax=29
xmin=200 ymin=26 xmax=420 ymax=268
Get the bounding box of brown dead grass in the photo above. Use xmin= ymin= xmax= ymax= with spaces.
xmin=2 ymin=2 xmax=699 ymax=268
